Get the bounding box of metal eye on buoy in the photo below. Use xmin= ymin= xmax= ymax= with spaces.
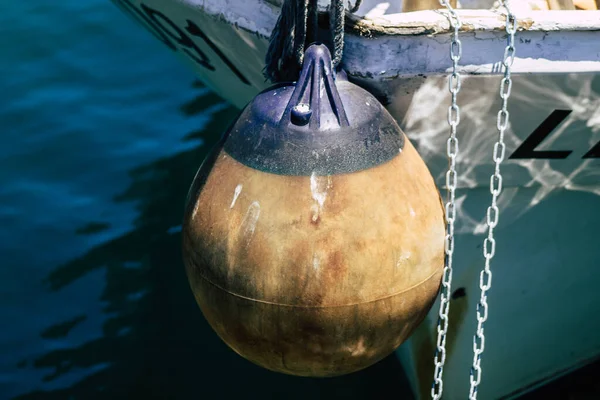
xmin=182 ymin=39 xmax=445 ymax=377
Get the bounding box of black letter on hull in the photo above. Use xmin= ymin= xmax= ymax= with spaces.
xmin=510 ymin=109 xmax=573 ymax=160
xmin=582 ymin=140 xmax=600 ymax=159
xmin=141 ymin=4 xmax=216 ymax=71
xmin=185 ymin=20 xmax=251 ymax=86
xmin=112 ymin=0 xmax=177 ymax=51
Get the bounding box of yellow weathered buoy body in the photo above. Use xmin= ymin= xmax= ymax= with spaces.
xmin=183 ymin=45 xmax=444 ymax=377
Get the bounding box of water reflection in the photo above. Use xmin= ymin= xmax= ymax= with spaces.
xmin=15 ymin=83 xmax=411 ymax=399
xmin=390 ymin=73 xmax=600 ymax=237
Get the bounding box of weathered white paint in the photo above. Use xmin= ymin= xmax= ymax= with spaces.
xmin=118 ymin=0 xmax=600 ymax=107
xmin=310 ymin=172 xmax=331 ymax=223
xmin=344 ymin=10 xmax=600 ymax=79
xmin=185 ymin=0 xmax=279 ymax=37
xmin=312 ymin=253 xmax=320 ymax=271
xmin=184 ymin=0 xmax=600 ymax=76
xmin=240 ymin=201 xmax=261 ymax=247
xmin=230 ymin=184 xmax=243 ymax=209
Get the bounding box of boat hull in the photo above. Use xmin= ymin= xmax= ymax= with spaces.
xmin=110 ymin=0 xmax=600 ymax=398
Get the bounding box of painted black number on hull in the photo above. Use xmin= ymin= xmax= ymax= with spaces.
xmin=112 ymin=0 xmax=250 ymax=86
xmin=510 ymin=109 xmax=600 ymax=160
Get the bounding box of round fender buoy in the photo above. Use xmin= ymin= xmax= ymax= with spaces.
xmin=182 ymin=44 xmax=445 ymax=377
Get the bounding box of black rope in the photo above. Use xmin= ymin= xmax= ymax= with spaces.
xmin=264 ymin=0 xmax=362 ymax=82
xmin=264 ymin=0 xmax=315 ymax=82
xmin=329 ymin=0 xmax=344 ymax=68
xmin=306 ymin=0 xmax=319 ymax=48
xmin=264 ymin=0 xmax=300 ymax=82
xmin=349 ymin=0 xmax=362 ymax=14
xmin=295 ymin=0 xmax=318 ymax=67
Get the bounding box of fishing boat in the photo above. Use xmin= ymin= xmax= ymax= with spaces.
xmin=110 ymin=0 xmax=600 ymax=398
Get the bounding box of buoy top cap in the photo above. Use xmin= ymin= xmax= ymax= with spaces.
xmin=283 ymin=44 xmax=350 ymax=131
xmin=224 ymin=44 xmax=405 ymax=176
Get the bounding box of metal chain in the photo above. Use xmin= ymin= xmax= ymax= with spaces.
xmin=431 ymin=1 xmax=462 ymax=399
xmin=468 ymin=1 xmax=517 ymax=399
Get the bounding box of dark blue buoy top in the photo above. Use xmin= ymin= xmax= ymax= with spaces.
xmin=223 ymin=44 xmax=405 ymax=176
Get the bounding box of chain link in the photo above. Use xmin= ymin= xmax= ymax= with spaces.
xmin=468 ymin=2 xmax=516 ymax=399
xmin=431 ymin=1 xmax=462 ymax=399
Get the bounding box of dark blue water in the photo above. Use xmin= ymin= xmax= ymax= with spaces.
xmin=0 ymin=2 xmax=410 ymax=398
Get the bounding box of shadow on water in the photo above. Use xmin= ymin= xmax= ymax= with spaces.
xmin=15 ymin=82 xmax=412 ymax=400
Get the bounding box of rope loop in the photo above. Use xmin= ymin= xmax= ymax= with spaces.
xmin=264 ymin=0 xmax=362 ymax=82
xmin=329 ymin=0 xmax=346 ymax=68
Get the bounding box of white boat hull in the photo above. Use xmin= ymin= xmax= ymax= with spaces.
xmin=110 ymin=0 xmax=600 ymax=398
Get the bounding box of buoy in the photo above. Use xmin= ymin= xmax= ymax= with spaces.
xmin=182 ymin=44 xmax=445 ymax=377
